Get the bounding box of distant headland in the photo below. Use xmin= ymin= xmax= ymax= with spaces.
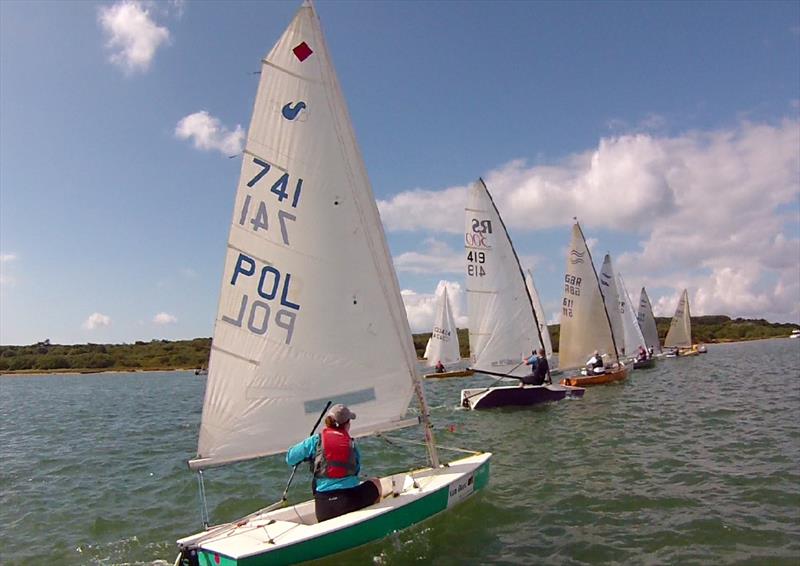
xmin=1 ymin=316 xmax=797 ymax=375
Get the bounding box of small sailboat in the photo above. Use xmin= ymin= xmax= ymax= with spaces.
xmin=423 ymin=286 xmax=473 ymax=379
xmin=460 ymin=180 xmax=584 ymax=410
xmin=175 ymin=4 xmax=490 ymax=564
xmin=664 ymin=289 xmax=699 ymax=357
xmin=558 ymin=222 xmax=628 ymax=386
xmin=637 ymin=287 xmax=663 ymax=358
xmin=525 ymin=269 xmax=554 ymax=361
xmin=616 ymin=273 xmax=652 ymax=369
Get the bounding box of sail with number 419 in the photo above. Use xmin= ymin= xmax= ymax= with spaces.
xmin=175 ymin=3 xmax=490 ymax=564
xmin=461 ymin=180 xmax=584 ymax=409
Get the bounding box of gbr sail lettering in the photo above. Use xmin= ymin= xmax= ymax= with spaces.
xmin=562 ymin=274 xmax=581 ymax=318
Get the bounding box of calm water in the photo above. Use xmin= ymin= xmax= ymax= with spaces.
xmin=1 ymin=339 xmax=799 ymax=565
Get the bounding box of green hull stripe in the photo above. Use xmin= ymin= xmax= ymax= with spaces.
xmin=198 ymin=460 xmax=490 ymax=566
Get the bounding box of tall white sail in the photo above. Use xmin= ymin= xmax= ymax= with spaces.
xmin=599 ymin=254 xmax=625 ymax=355
xmin=465 ymin=179 xmax=543 ymax=377
xmin=664 ymin=288 xmax=692 ymax=348
xmin=426 ymin=286 xmax=461 ymax=367
xmin=558 ymin=223 xmax=618 ymax=369
xmin=637 ymin=287 xmax=662 ymax=354
xmin=525 ymin=269 xmax=553 ymax=360
xmin=422 ymin=338 xmax=432 ymax=360
xmin=617 ymin=273 xmax=646 ymax=356
xmin=191 ymin=4 xmax=422 ymax=470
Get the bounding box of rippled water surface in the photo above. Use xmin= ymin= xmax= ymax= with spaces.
xmin=1 ymin=339 xmax=799 ymax=565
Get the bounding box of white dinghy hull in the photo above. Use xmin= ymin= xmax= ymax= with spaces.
xmin=177 ymin=453 xmax=491 ymax=566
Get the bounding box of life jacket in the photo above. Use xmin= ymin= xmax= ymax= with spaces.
xmin=313 ymin=427 xmax=357 ymax=480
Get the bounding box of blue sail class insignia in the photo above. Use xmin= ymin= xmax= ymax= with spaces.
xmin=282 ymin=101 xmax=307 ymax=120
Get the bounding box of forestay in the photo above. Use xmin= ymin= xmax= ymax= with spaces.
xmin=426 ymin=286 xmax=461 ymax=367
xmin=617 ymin=273 xmax=646 ymax=356
xmin=600 ymin=254 xmax=625 ymax=355
xmin=191 ymin=4 xmax=420 ymax=470
xmin=525 ymin=269 xmax=553 ymax=360
xmin=664 ymin=288 xmax=692 ymax=348
xmin=558 ymin=223 xmax=618 ymax=370
xmin=465 ymin=179 xmax=543 ymax=377
xmin=637 ymin=287 xmax=662 ymax=354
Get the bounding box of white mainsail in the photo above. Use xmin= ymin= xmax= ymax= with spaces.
xmin=664 ymin=288 xmax=692 ymax=348
xmin=558 ymin=223 xmax=618 ymax=369
xmin=426 ymin=286 xmax=461 ymax=367
xmin=525 ymin=269 xmax=553 ymax=360
xmin=599 ymin=254 xmax=625 ymax=355
xmin=422 ymin=338 xmax=432 ymax=360
xmin=637 ymin=287 xmax=662 ymax=354
xmin=617 ymin=273 xmax=646 ymax=356
xmin=191 ymin=4 xmax=424 ymax=470
xmin=465 ymin=179 xmax=543 ymax=377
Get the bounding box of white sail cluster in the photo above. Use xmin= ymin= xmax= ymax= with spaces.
xmin=637 ymin=287 xmax=662 ymax=354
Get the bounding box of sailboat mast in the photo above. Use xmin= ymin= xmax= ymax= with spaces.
xmin=575 ymin=222 xmax=622 ymax=361
xmin=478 ymin=178 xmax=548 ymax=354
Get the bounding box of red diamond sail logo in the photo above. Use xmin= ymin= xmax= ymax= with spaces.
xmin=292 ymin=41 xmax=313 ymax=62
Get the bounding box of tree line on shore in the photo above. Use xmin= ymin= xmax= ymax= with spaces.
xmin=0 ymin=316 xmax=797 ymax=374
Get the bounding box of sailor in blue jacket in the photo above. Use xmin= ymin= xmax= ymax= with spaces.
xmin=286 ymin=403 xmax=383 ymax=521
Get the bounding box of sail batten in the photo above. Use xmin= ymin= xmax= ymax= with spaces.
xmin=465 ymin=180 xmax=543 ymax=377
xmin=194 ymin=4 xmax=424 ymax=470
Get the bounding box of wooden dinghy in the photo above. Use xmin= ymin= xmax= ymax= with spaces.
xmin=424 ymin=369 xmax=475 ymax=379
xmin=560 ymin=365 xmax=628 ymax=387
xmin=177 ymin=453 xmax=491 ymax=566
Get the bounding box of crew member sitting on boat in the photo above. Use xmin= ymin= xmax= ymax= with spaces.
xmin=637 ymin=346 xmax=648 ymax=362
xmin=434 ymin=360 xmax=445 ymax=373
xmin=286 ymin=404 xmax=382 ymax=522
xmin=648 ymin=346 xmax=654 ymax=358
xmin=586 ymin=351 xmax=605 ymax=374
xmin=520 ymin=349 xmax=551 ymax=386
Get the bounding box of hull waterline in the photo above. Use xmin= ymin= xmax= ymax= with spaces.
xmin=460 ymin=384 xmax=585 ymax=410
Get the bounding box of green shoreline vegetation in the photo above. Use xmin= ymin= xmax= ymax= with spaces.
xmin=1 ymin=316 xmax=797 ymax=375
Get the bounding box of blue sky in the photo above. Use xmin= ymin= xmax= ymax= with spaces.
xmin=1 ymin=0 xmax=798 ymax=345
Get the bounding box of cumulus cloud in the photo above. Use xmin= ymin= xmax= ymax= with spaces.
xmin=380 ymin=119 xmax=800 ymax=322
xmin=153 ymin=312 xmax=177 ymax=325
xmin=401 ymin=280 xmax=467 ymax=333
xmin=393 ymin=238 xmax=463 ymax=274
xmin=98 ymin=1 xmax=171 ymax=74
xmin=0 ymin=253 xmax=17 ymax=287
xmin=175 ymin=111 xmax=245 ymax=156
xmin=83 ymin=312 xmax=112 ymax=330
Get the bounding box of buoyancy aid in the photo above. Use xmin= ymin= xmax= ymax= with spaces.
xmin=313 ymin=427 xmax=357 ymax=480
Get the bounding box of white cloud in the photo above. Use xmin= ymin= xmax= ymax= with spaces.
xmin=0 ymin=254 xmax=16 ymax=263
xmin=393 ymin=238 xmax=463 ymax=274
xmin=0 ymin=253 xmax=16 ymax=286
xmin=83 ymin=312 xmax=112 ymax=330
xmin=98 ymin=1 xmax=171 ymax=74
xmin=380 ymin=119 xmax=800 ymax=322
xmin=401 ymin=280 xmax=467 ymax=333
xmin=175 ymin=111 xmax=244 ymax=156
xmin=153 ymin=312 xmax=177 ymax=325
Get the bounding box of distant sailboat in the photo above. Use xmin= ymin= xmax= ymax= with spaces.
xmin=423 ymin=286 xmax=473 ymax=379
xmin=616 ymin=273 xmax=651 ymax=369
xmin=175 ymin=4 xmax=490 ymax=564
xmin=599 ymin=254 xmax=626 ymax=356
xmin=664 ymin=288 xmax=699 ymax=356
xmin=637 ymin=287 xmax=663 ymax=356
xmin=525 ymin=269 xmax=553 ymax=361
xmin=559 ymin=222 xmax=628 ymax=386
xmin=460 ymin=179 xmax=584 ymax=409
